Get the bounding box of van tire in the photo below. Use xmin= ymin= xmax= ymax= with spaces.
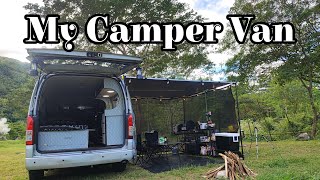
xmin=112 ymin=162 xmax=127 ymax=172
xmin=28 ymin=170 xmax=44 ymax=180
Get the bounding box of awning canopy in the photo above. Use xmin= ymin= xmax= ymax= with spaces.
xmin=125 ymin=77 xmax=234 ymax=99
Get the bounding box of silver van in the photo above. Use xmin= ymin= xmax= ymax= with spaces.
xmin=25 ymin=49 xmax=140 ymax=179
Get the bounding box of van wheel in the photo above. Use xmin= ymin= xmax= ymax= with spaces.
xmin=112 ymin=162 xmax=127 ymax=172
xmin=28 ymin=170 xmax=44 ymax=180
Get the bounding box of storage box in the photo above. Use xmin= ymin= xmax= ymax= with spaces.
xmin=200 ymin=136 xmax=209 ymax=142
xmin=185 ymin=143 xmax=200 ymax=155
xmin=215 ymin=133 xmax=239 ymax=152
xmin=38 ymin=130 xmax=89 ymax=151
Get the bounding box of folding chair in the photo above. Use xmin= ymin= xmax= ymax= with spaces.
xmin=145 ymin=131 xmax=159 ymax=160
xmin=134 ymin=134 xmax=149 ymax=165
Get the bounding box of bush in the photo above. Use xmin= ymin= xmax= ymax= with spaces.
xmin=7 ymin=121 xmax=25 ymax=140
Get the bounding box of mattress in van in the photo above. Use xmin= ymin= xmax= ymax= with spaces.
xmin=38 ymin=130 xmax=89 ymax=151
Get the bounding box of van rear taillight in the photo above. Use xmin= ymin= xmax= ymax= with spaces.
xmin=26 ymin=116 xmax=34 ymax=145
xmin=128 ymin=114 xmax=133 ymax=139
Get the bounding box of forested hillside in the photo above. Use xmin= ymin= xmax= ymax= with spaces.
xmin=0 ymin=57 xmax=29 ymax=96
xmin=0 ymin=57 xmax=35 ymax=139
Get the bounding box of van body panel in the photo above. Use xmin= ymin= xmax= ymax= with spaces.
xmin=26 ymin=145 xmax=34 ymax=158
xmin=26 ymin=148 xmax=134 ymax=170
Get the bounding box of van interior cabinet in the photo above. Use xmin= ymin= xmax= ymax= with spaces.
xmin=101 ymin=113 xmax=106 ymax=145
xmin=101 ymin=78 xmax=125 ymax=146
xmin=105 ymin=115 xmax=124 ymax=145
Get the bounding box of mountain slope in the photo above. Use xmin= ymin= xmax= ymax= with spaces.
xmin=0 ymin=57 xmax=35 ymax=122
xmin=0 ymin=57 xmax=30 ymax=97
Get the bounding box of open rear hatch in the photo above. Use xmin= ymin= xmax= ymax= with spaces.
xmin=27 ymin=49 xmax=141 ymax=153
xmin=27 ymin=48 xmax=142 ymax=76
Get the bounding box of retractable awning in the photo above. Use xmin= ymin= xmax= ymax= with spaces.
xmin=125 ymin=77 xmax=234 ymax=99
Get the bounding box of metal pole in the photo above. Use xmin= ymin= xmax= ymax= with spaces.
xmin=248 ymin=121 xmax=253 ymax=149
xmin=205 ymin=90 xmax=208 ymax=112
xmin=147 ymin=98 xmax=150 ymax=132
xmin=183 ymin=98 xmax=186 ymax=124
xmin=254 ymin=121 xmax=259 ymax=159
xmin=235 ymin=82 xmax=244 ymax=159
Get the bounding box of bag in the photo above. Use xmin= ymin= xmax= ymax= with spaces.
xmin=200 ymin=146 xmax=207 ymax=155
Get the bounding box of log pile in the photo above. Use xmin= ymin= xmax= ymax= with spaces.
xmin=205 ymin=151 xmax=256 ymax=179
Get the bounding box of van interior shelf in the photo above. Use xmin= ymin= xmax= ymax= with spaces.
xmin=39 ymin=125 xmax=88 ymax=131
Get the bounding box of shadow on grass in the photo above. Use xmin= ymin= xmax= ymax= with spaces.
xmin=44 ymin=164 xmax=120 ymax=179
xmin=139 ymin=154 xmax=224 ymax=173
xmin=43 ymin=155 xmax=224 ymax=179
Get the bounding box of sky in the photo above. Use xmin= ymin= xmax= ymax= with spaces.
xmin=0 ymin=0 xmax=235 ymax=80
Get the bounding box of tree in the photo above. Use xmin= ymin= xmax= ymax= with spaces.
xmin=0 ymin=57 xmax=30 ymax=97
xmin=221 ymin=0 xmax=320 ymax=138
xmin=238 ymin=79 xmax=315 ymax=139
xmin=0 ymin=57 xmax=34 ymax=122
xmin=8 ymin=121 xmax=25 ymax=140
xmin=3 ymin=77 xmax=35 ymax=122
xmin=24 ymin=0 xmax=212 ymax=77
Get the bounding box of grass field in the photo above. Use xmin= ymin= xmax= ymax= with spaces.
xmin=1 ymin=140 xmax=320 ymax=179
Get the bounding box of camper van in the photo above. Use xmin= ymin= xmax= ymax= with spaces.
xmin=25 ymin=49 xmax=141 ymax=179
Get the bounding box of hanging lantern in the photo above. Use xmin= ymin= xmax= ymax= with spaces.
xmin=136 ymin=67 xmax=143 ymax=79
xmin=29 ymin=61 xmax=38 ymax=76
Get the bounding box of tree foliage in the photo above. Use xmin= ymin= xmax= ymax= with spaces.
xmin=0 ymin=57 xmax=30 ymax=96
xmin=7 ymin=121 xmax=26 ymax=140
xmin=222 ymin=0 xmax=320 ymax=137
xmin=24 ymin=0 xmax=212 ymax=77
xmin=239 ymin=80 xmax=319 ymax=139
xmin=223 ymin=0 xmax=319 ymax=81
xmin=0 ymin=57 xmax=35 ymax=123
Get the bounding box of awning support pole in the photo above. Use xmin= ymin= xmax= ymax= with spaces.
xmin=147 ymin=98 xmax=150 ymax=132
xmin=183 ymin=98 xmax=186 ymax=124
xmin=205 ymin=90 xmax=208 ymax=112
xmin=235 ymin=82 xmax=244 ymax=159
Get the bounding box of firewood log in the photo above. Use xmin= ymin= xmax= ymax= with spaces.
xmin=205 ymin=152 xmax=256 ymax=179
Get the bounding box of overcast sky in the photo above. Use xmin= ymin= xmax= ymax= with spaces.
xmin=0 ymin=0 xmax=234 ymax=80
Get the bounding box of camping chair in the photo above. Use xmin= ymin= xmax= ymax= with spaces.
xmin=145 ymin=131 xmax=159 ymax=160
xmin=134 ymin=134 xmax=149 ymax=165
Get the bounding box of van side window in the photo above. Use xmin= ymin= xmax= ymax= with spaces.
xmin=98 ymin=88 xmax=119 ymax=109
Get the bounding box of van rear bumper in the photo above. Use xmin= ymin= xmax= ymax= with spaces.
xmin=26 ymin=149 xmax=134 ymax=170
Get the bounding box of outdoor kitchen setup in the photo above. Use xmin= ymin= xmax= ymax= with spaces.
xmin=125 ymin=77 xmax=244 ymax=168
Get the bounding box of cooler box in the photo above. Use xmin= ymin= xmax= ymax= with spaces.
xmin=215 ymin=133 xmax=239 ymax=152
xmin=38 ymin=130 xmax=89 ymax=151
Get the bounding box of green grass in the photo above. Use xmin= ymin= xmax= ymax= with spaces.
xmin=1 ymin=140 xmax=320 ymax=179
